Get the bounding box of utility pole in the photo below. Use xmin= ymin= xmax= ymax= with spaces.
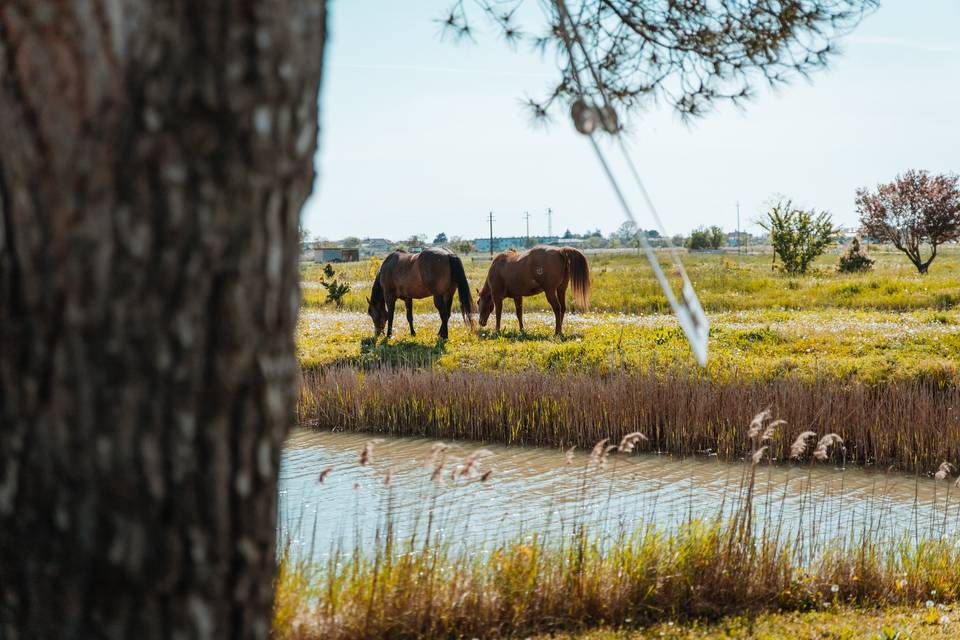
xmin=524 ymin=211 xmax=531 ymax=245
xmin=546 ymin=208 xmax=553 ymax=238
xmin=488 ymin=211 xmax=495 ymax=257
xmin=737 ymin=200 xmax=743 ymax=255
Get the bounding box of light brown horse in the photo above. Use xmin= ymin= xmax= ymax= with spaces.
xmin=367 ymin=248 xmax=474 ymax=340
xmin=477 ymin=245 xmax=590 ymax=335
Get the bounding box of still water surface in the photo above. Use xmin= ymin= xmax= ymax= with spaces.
xmin=279 ymin=429 xmax=958 ymax=560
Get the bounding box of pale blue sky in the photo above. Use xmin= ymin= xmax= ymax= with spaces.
xmin=302 ymin=1 xmax=959 ymax=242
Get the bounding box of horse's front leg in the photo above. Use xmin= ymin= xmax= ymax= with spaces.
xmin=404 ymin=298 xmax=415 ymax=336
xmin=494 ymin=298 xmax=503 ymax=333
xmin=385 ymin=297 xmax=397 ymax=339
xmin=514 ymin=297 xmax=524 ymax=332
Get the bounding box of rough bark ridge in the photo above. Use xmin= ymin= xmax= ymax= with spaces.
xmin=0 ymin=2 xmax=325 ymax=638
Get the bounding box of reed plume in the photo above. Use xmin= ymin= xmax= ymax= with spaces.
xmin=934 ymin=462 xmax=955 ymax=481
xmin=752 ymin=446 xmax=768 ymax=465
xmin=358 ymin=438 xmax=383 ymax=466
xmin=617 ymin=431 xmax=647 ymax=453
xmin=588 ymin=438 xmax=609 ymax=469
xmin=460 ymin=448 xmax=493 ymax=478
xmin=747 ymin=408 xmax=772 ymax=439
xmin=789 ymin=431 xmax=817 ymax=459
xmin=813 ymin=434 xmax=844 ymax=461
xmin=762 ymin=419 xmax=786 ymax=443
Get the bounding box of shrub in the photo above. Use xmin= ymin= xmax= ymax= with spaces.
xmin=759 ymin=200 xmax=837 ymax=274
xmin=837 ymin=237 xmax=874 ymax=273
xmin=319 ymin=263 xmax=351 ymax=308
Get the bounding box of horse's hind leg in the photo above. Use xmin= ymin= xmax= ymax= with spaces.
xmin=404 ymin=298 xmax=415 ymax=336
xmin=434 ymin=294 xmax=451 ymax=340
xmin=514 ymin=297 xmax=524 ymax=332
xmin=545 ymin=288 xmax=563 ymax=335
xmin=557 ymin=281 xmax=568 ymax=328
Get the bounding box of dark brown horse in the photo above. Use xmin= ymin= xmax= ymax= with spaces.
xmin=477 ymin=245 xmax=591 ymax=335
xmin=367 ymin=248 xmax=474 ymax=340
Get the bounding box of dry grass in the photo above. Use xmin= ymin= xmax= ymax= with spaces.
xmin=299 ymin=366 xmax=960 ymax=474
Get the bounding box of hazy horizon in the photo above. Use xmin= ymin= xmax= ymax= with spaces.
xmin=302 ymin=1 xmax=959 ymax=242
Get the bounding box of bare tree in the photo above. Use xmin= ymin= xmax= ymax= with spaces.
xmin=0 ymin=3 xmax=325 ymax=638
xmin=857 ymin=170 xmax=960 ymax=274
xmin=442 ymin=0 xmax=876 ymax=121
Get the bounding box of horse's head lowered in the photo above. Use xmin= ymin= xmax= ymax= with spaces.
xmin=477 ymin=285 xmax=494 ymax=327
xmin=367 ymin=296 xmax=387 ymax=336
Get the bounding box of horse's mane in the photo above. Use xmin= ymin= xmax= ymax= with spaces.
xmin=370 ymin=275 xmax=384 ymax=304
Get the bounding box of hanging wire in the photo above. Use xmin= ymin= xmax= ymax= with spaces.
xmin=552 ymin=0 xmax=710 ymax=365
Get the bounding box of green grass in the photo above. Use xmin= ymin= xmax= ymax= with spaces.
xmin=552 ymin=607 xmax=958 ymax=639
xmin=302 ymin=248 xmax=960 ymax=315
xmin=297 ymin=308 xmax=960 ymax=385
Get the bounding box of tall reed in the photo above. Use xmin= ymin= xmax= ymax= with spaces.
xmin=299 ymin=366 xmax=960 ymax=474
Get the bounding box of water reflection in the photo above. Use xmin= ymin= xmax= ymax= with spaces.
xmin=279 ymin=429 xmax=959 ymax=560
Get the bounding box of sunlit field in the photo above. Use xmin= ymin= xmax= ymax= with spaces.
xmin=302 ymin=247 xmax=960 ymax=314
xmin=284 ymin=247 xmax=960 ymax=637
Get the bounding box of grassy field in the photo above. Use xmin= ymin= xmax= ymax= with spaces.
xmin=284 ymin=250 xmax=960 ymax=637
xmin=302 ymin=247 xmax=960 ymax=315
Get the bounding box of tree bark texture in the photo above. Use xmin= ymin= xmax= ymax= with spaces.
xmin=0 ymin=2 xmax=325 ymax=638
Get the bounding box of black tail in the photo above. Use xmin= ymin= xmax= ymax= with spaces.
xmin=448 ymin=254 xmax=475 ymax=330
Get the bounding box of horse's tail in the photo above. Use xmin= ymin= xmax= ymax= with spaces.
xmin=448 ymin=254 xmax=475 ymax=329
xmin=562 ymin=247 xmax=591 ymax=310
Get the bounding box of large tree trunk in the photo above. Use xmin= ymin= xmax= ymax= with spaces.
xmin=0 ymin=2 xmax=324 ymax=638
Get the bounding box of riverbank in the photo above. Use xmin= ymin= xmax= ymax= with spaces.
xmin=272 ymin=426 xmax=960 ymax=640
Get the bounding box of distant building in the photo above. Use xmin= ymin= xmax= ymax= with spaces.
xmin=473 ymin=236 xmax=558 ymax=253
xmin=315 ymin=247 xmax=359 ymax=263
xmin=361 ymin=237 xmax=392 ymax=252
xmin=550 ymin=237 xmax=584 ymax=247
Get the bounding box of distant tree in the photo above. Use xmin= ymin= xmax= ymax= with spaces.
xmin=407 ymin=234 xmax=427 ymax=246
xmin=449 ymin=238 xmax=475 ymax=254
xmin=524 ymin=236 xmax=537 ymax=248
xmin=856 ymin=170 xmax=960 ymax=274
xmin=685 ymin=227 xmax=712 ymax=251
xmin=759 ymin=200 xmax=837 ymax=274
xmin=708 ymin=226 xmax=726 ymax=249
xmin=341 ymin=236 xmax=361 ymax=248
xmin=671 ymin=234 xmax=686 ymax=247
xmin=612 ymin=220 xmax=638 ymax=246
xmin=433 ymin=232 xmax=448 ymax=244
xmin=562 ymin=229 xmax=574 ymax=239
xmin=646 ymin=229 xmax=660 ymax=239
xmin=838 ymin=237 xmax=874 ymax=273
